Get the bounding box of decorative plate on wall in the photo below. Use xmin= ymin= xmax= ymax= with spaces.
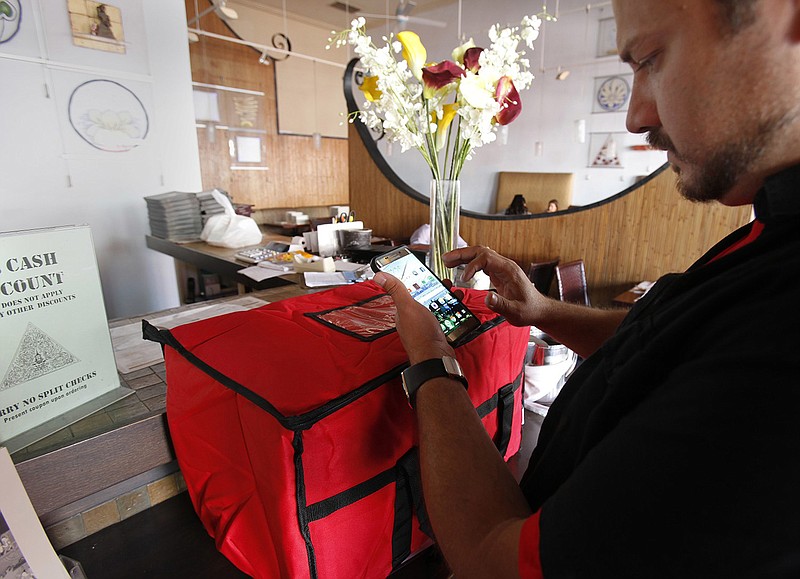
xmin=68 ymin=79 xmax=149 ymax=152
xmin=0 ymin=0 xmax=22 ymax=44
xmin=593 ymin=75 xmax=631 ymax=113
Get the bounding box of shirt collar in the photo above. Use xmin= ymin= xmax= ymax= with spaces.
xmin=753 ymin=163 xmax=800 ymax=222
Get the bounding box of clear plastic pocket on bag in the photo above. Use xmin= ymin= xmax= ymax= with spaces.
xmin=306 ymin=294 xmax=396 ymax=341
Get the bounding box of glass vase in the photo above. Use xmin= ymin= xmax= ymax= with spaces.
xmin=429 ymin=179 xmax=461 ymax=280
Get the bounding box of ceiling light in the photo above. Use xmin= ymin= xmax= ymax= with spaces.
xmin=555 ymin=67 xmax=570 ymax=80
xmin=215 ymin=2 xmax=238 ymax=20
xmin=187 ymin=1 xmax=238 ymax=26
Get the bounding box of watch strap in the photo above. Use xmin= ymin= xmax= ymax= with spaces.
xmin=401 ymin=356 xmax=468 ymax=408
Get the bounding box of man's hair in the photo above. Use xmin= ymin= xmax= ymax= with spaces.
xmin=714 ymin=0 xmax=758 ymax=34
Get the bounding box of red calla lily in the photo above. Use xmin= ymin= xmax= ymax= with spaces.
xmin=463 ymin=47 xmax=483 ymax=73
xmin=422 ymin=60 xmax=466 ymax=97
xmin=494 ymin=76 xmax=522 ymax=125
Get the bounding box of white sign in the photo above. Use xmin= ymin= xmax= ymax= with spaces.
xmin=0 ymin=226 xmax=131 ymax=451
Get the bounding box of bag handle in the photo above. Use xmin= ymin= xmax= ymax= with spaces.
xmin=210 ymin=188 xmax=236 ymax=217
xmin=392 ymin=447 xmax=433 ymax=569
xmin=475 ymin=371 xmax=524 ymax=456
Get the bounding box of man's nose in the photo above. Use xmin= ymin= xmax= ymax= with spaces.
xmin=626 ymin=81 xmax=660 ymax=134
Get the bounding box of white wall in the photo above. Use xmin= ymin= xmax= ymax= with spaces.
xmin=0 ymin=0 xmax=202 ymax=319
xmin=356 ymin=0 xmax=667 ymax=214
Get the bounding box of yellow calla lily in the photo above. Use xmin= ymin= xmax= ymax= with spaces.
xmin=396 ymin=30 xmax=427 ymax=81
xmin=359 ymin=75 xmax=382 ymax=102
xmin=434 ymin=103 xmax=459 ymax=151
xmin=451 ymin=38 xmax=475 ymax=65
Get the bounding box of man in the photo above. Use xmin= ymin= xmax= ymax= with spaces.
xmin=373 ymin=0 xmax=800 ymax=576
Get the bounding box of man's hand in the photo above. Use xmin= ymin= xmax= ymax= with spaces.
xmin=444 ymin=246 xmax=545 ymax=327
xmin=446 ymin=246 xmax=627 ymax=358
xmin=375 ymin=269 xmax=532 ymax=579
xmin=373 ymin=272 xmax=455 ymax=365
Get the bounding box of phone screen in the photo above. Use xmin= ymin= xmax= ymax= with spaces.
xmin=372 ymin=246 xmax=480 ymax=343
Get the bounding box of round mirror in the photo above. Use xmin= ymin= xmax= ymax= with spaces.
xmin=343 ymin=0 xmax=667 ymax=216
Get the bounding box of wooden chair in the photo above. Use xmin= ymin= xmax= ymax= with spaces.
xmin=527 ymin=259 xmax=559 ymax=296
xmin=556 ymin=259 xmax=590 ymax=306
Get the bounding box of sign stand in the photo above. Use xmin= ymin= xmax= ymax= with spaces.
xmin=0 ymin=225 xmax=134 ymax=453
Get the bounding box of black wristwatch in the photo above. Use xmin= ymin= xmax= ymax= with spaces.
xmin=401 ymin=356 xmax=468 ymax=408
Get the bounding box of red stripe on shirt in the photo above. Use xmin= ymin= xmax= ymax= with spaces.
xmin=518 ymin=510 xmax=544 ymax=578
xmin=708 ymin=219 xmax=765 ymax=264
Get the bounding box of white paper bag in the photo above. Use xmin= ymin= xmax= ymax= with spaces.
xmin=200 ymin=189 xmax=262 ymax=248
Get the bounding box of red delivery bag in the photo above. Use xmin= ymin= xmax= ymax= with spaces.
xmin=143 ymin=282 xmax=528 ymax=578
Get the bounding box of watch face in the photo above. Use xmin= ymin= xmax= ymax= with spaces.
xmin=597 ymin=76 xmax=630 ymax=112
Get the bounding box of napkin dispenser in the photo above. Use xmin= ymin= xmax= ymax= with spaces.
xmin=292 ymin=256 xmax=335 ymax=273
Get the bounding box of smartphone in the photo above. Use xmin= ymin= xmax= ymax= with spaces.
xmin=371 ymin=246 xmax=481 ymax=343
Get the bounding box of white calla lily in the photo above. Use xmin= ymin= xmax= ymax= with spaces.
xmin=331 ymin=15 xmax=538 ymax=179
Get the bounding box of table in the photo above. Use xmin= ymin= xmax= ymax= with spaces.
xmin=145 ymin=234 xmax=299 ymax=299
xmin=612 ymin=281 xmax=655 ymax=307
xmin=264 ymin=221 xmax=313 ymax=236
xmin=612 ymin=289 xmax=640 ymax=307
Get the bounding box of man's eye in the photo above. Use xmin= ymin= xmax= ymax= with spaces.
xmin=635 ymin=52 xmax=660 ymax=72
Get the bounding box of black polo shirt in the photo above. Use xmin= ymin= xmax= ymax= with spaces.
xmin=521 ymin=164 xmax=800 ymax=577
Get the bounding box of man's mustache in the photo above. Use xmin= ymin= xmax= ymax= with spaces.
xmin=647 ymin=129 xmax=676 ymax=154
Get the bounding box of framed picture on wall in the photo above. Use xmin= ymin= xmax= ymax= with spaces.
xmin=588 ymin=132 xmax=626 ymax=168
xmin=233 ymin=136 xmax=263 ymax=164
xmin=68 ymin=0 xmax=126 ymax=54
xmin=193 ymin=89 xmax=221 ymax=124
xmin=221 ymin=90 xmax=268 ymax=170
xmin=42 ymin=0 xmax=148 ymax=73
xmin=228 ymin=133 xmax=268 ymax=170
xmin=596 ymin=17 xmax=618 ymax=57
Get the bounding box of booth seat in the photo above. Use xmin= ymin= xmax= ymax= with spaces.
xmin=495 ymin=172 xmax=574 ymax=214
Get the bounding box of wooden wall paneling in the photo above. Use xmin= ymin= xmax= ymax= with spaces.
xmin=266 ymin=134 xmax=348 ymax=208
xmin=189 ymin=3 xmax=272 ymax=203
xmin=348 ymin=125 xmax=428 ymax=239
xmin=186 ymin=0 xmax=348 ymax=210
xmin=315 ymin=139 xmax=349 ymax=204
xmin=348 ymin=123 xmax=752 ymax=305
